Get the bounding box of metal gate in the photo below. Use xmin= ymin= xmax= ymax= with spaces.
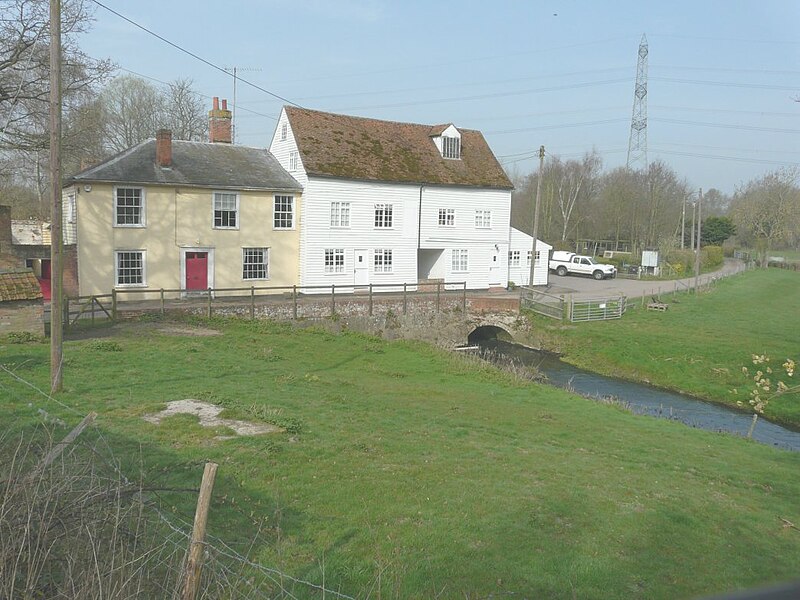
xmin=569 ymin=296 xmax=626 ymax=322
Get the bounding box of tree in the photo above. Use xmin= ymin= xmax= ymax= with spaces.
xmin=552 ymin=150 xmax=601 ymax=241
xmin=701 ymin=216 xmax=736 ymax=246
xmin=0 ymin=0 xmax=113 ymax=152
xmin=731 ymin=168 xmax=800 ymax=267
xmin=100 ymin=75 xmax=209 ymax=153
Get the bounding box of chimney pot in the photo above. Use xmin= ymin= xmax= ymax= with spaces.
xmin=156 ymin=129 xmax=172 ymax=167
xmin=208 ymin=97 xmax=232 ymax=144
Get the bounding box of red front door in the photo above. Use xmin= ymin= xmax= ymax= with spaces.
xmin=39 ymin=259 xmax=52 ymax=301
xmin=185 ymin=252 xmax=208 ymax=291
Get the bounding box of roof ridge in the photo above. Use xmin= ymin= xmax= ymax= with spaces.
xmin=285 ymin=105 xmax=481 ymax=134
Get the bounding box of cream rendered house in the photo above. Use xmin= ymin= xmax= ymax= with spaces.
xmin=64 ymin=107 xmax=302 ymax=298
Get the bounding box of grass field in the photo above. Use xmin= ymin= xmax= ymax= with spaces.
xmin=1 ymin=312 xmax=799 ymax=599
xmin=530 ymin=268 xmax=800 ymax=428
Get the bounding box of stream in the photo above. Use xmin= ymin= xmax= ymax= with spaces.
xmin=477 ymin=339 xmax=800 ymax=452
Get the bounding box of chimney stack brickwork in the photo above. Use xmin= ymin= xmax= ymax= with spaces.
xmin=156 ymin=129 xmax=173 ymax=167
xmin=209 ymin=96 xmax=232 ymax=144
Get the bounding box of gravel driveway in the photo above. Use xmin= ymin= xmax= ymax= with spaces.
xmin=542 ymin=258 xmax=746 ymax=300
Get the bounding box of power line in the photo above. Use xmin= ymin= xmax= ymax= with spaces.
xmin=651 ymin=148 xmax=799 ymax=166
xmin=89 ymin=0 xmax=299 ymax=108
xmin=486 ymin=118 xmax=628 ymax=136
xmin=650 ymin=117 xmax=800 ymax=134
xmin=651 ymin=76 xmax=800 ymax=91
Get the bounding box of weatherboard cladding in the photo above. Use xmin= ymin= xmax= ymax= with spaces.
xmin=68 ymin=140 xmax=301 ymax=192
xmin=284 ymin=107 xmax=513 ymax=190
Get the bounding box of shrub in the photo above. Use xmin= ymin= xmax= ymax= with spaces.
xmin=703 ymin=245 xmax=724 ymax=268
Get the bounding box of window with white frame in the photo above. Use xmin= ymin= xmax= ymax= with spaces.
xmin=242 ymin=247 xmax=269 ymax=280
xmin=289 ymin=151 xmax=299 ymax=171
xmin=213 ymin=192 xmax=238 ymax=228
xmin=509 ymin=250 xmax=520 ymax=267
xmin=330 ymin=201 xmax=350 ymax=227
xmin=114 ymin=187 xmax=144 ymax=226
xmin=442 ymin=136 xmax=461 ymax=159
xmin=324 ymin=248 xmax=345 ymax=273
xmin=273 ymin=195 xmax=294 ymax=229
xmin=374 ymin=203 xmax=393 ymax=228
xmin=535 ymin=250 xmax=541 ymax=262
xmin=526 ymin=250 xmax=532 ymax=266
xmin=438 ymin=208 xmax=455 ymax=226
xmin=280 ymin=123 xmax=288 ymax=140
xmin=373 ymin=249 xmax=393 ymax=273
xmin=474 ymin=210 xmax=491 ymax=228
xmin=66 ymin=194 xmax=76 ymax=224
xmin=451 ymin=249 xmax=468 ymax=272
xmin=115 ymin=250 xmax=145 ymax=286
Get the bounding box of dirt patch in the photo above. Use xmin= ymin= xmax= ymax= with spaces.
xmin=156 ymin=325 xmax=222 ymax=337
xmin=143 ymin=399 xmax=282 ymax=439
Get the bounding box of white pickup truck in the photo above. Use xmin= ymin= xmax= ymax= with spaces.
xmin=549 ymin=251 xmax=617 ymax=280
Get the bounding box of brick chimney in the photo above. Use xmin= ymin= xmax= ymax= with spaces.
xmin=209 ymin=97 xmax=232 ymax=144
xmin=156 ymin=129 xmax=172 ymax=167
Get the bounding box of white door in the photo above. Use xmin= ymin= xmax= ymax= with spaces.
xmin=488 ymin=247 xmax=501 ymax=285
xmin=354 ymin=249 xmax=369 ymax=286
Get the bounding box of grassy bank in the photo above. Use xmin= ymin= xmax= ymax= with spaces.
xmin=528 ymin=268 xmax=800 ymax=428
xmin=1 ymin=317 xmax=799 ymax=599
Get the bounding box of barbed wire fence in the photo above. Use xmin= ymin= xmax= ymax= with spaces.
xmin=0 ymin=362 xmax=358 ymax=600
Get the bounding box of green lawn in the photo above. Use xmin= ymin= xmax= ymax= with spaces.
xmin=529 ymin=268 xmax=800 ymax=428
xmin=1 ymin=316 xmax=799 ymax=599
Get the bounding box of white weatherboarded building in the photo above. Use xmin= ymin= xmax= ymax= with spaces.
xmin=269 ymin=107 xmax=517 ymax=290
xmin=507 ymin=227 xmax=552 ymax=287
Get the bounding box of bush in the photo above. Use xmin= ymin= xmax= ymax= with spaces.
xmin=703 ymin=245 xmax=724 ymax=269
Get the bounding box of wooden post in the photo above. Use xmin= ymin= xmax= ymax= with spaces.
xmin=331 ymin=284 xmax=335 ymax=317
xmin=63 ymin=297 xmax=70 ymax=331
xmin=436 ymin=281 xmax=441 ymax=313
xmin=462 ymin=282 xmax=467 ymax=313
xmin=29 ymin=412 xmax=96 ymax=481
xmin=250 ymin=286 xmax=255 ymax=320
xmin=181 ymin=462 xmax=218 ymax=600
xmin=747 ymin=413 xmax=759 ymax=439
xmin=49 ymin=0 xmax=63 ymax=393
xmin=160 ymin=289 xmax=165 ymax=315
xmin=111 ymin=289 xmax=117 ymax=321
xmin=402 ymin=283 xmax=407 ymax=315
xmin=292 ymin=285 xmax=298 ymax=319
xmin=369 ymin=284 xmax=373 ymax=316
xmin=91 ymin=296 xmax=95 ymax=325
xmin=206 ymin=288 xmax=212 ymax=318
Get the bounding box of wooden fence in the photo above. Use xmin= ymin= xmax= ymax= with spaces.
xmin=57 ymin=281 xmax=469 ymax=327
xmin=519 ymin=287 xmax=565 ymax=320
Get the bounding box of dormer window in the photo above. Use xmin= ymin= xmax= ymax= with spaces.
xmin=442 ymin=136 xmax=461 ymax=159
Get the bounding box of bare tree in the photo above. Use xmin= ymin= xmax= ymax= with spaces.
xmin=164 ymin=78 xmax=208 ymax=141
xmin=731 ymin=168 xmax=800 ymax=266
xmin=100 ymin=75 xmax=163 ymax=153
xmin=552 ymin=151 xmax=602 ymax=241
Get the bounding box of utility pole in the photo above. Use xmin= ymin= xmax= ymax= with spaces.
xmin=528 ymin=145 xmax=545 ymax=287
xmin=680 ymin=194 xmax=686 ymax=249
xmin=224 ymin=66 xmax=261 ymax=144
xmin=694 ymin=188 xmax=702 ymax=293
xmin=49 ymin=0 xmax=63 ymax=392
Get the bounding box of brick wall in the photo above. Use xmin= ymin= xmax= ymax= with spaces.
xmin=0 ymin=300 xmax=44 ymax=336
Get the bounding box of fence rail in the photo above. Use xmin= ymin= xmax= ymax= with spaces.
xmin=57 ymin=281 xmax=469 ymax=327
xmin=520 ymin=287 xmax=565 ymax=320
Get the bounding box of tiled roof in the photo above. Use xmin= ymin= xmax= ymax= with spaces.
xmin=67 ymin=140 xmax=302 ymax=192
xmin=285 ymin=107 xmax=513 ymax=190
xmin=0 ymin=270 xmax=43 ymax=302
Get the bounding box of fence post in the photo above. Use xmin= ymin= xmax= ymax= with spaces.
xmin=181 ymin=462 xmax=218 ymax=600
xmin=160 ymin=288 xmax=165 ymax=316
xmin=63 ymin=296 xmax=70 ymax=330
xmin=369 ymin=284 xmax=373 ymax=316
xmin=207 ymin=288 xmax=212 ymax=318
xmin=292 ymin=285 xmax=298 ymax=319
xmin=402 ymin=282 xmax=407 ymax=315
xmin=462 ymin=282 xmax=467 ymax=313
xmin=436 ymin=281 xmax=441 ymax=313
xmin=331 ymin=284 xmax=336 ymax=317
xmin=91 ymin=296 xmax=95 ymax=325
xmin=250 ymin=286 xmax=255 ymax=320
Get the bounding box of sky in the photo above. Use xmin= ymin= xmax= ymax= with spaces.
xmin=78 ymin=0 xmax=800 ymax=195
